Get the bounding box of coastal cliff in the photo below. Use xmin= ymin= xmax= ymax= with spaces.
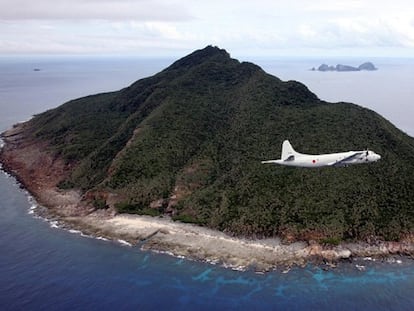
xmin=1 ymin=46 xmax=414 ymax=270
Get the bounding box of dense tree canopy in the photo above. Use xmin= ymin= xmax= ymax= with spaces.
xmin=29 ymin=46 xmax=414 ymax=241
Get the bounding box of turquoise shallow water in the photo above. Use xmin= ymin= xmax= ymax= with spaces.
xmin=1 ymin=57 xmax=414 ymax=310
xmin=0 ymin=169 xmax=413 ymax=310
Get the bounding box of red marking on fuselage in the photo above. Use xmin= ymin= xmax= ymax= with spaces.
xmin=312 ymin=159 xmax=316 ymax=164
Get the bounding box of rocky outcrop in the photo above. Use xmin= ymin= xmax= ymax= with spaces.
xmin=336 ymin=64 xmax=359 ymax=71
xmin=317 ymin=64 xmax=335 ymax=71
xmin=314 ymin=62 xmax=377 ymax=72
xmin=358 ymin=62 xmax=377 ymax=71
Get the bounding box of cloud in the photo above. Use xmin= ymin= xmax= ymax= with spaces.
xmin=0 ymin=19 xmax=196 ymax=55
xmin=295 ymin=15 xmax=414 ymax=49
xmin=0 ymin=0 xmax=192 ymax=21
xmin=1 ymin=0 xmax=414 ymax=56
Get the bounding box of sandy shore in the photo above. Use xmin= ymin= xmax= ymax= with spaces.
xmin=1 ymin=123 xmax=414 ymax=272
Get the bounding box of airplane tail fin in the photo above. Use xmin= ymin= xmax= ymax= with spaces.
xmin=281 ymin=140 xmax=298 ymax=160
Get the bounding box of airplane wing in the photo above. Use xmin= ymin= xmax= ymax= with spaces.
xmin=329 ymin=152 xmax=364 ymax=167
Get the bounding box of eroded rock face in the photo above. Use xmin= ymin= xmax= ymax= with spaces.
xmin=0 ymin=123 xmax=90 ymax=216
xmin=1 ymin=124 xmax=67 ymax=190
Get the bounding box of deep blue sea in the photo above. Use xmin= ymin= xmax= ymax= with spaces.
xmin=1 ymin=56 xmax=414 ymax=310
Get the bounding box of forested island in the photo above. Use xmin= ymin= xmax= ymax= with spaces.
xmin=1 ymin=46 xmax=413 ymax=270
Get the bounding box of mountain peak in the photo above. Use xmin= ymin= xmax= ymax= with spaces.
xmin=194 ymin=45 xmax=230 ymax=58
xmin=165 ymin=45 xmax=232 ymax=71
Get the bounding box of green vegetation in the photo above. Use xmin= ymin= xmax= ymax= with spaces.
xmin=114 ymin=202 xmax=161 ymax=216
xmin=172 ymin=214 xmax=206 ymax=225
xmin=93 ymin=198 xmax=108 ymax=210
xmin=320 ymin=237 xmax=342 ymax=246
xmin=27 ymin=46 xmax=414 ymax=241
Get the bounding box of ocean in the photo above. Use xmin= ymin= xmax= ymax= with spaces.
xmin=1 ymin=56 xmax=414 ymax=310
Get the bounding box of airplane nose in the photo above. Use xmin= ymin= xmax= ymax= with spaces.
xmin=376 ymin=154 xmax=381 ymax=161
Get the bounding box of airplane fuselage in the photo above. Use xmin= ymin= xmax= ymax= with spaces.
xmin=262 ymin=140 xmax=381 ymax=168
xmin=266 ymin=151 xmax=379 ymax=167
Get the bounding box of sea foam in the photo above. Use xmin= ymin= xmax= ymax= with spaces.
xmin=117 ymin=239 xmax=132 ymax=247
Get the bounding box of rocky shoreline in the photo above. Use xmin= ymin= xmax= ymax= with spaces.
xmin=1 ymin=122 xmax=414 ymax=272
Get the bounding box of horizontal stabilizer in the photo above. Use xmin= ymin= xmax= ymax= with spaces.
xmin=261 ymin=160 xmax=280 ymax=164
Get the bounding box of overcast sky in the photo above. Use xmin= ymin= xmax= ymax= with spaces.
xmin=1 ymin=0 xmax=414 ymax=57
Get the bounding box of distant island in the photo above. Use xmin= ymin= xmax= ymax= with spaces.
xmin=312 ymin=62 xmax=377 ymax=72
xmin=1 ymin=46 xmax=413 ymax=271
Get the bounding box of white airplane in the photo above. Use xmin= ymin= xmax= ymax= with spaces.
xmin=261 ymin=140 xmax=381 ymax=167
